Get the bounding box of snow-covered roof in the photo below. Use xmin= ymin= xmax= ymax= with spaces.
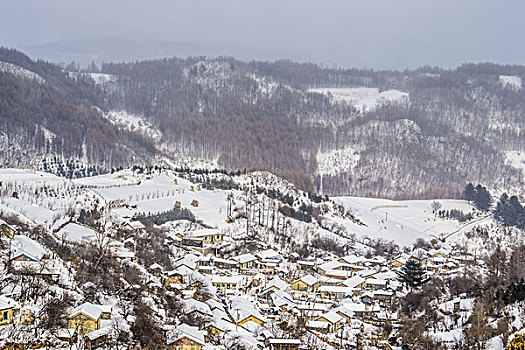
xmin=306 ymin=320 xmax=330 ymax=329
xmin=338 ymin=302 xmax=380 ymax=314
xmin=256 ymin=249 xmax=281 ymax=260
xmin=317 ymin=311 xmax=343 ymax=324
xmin=296 ymin=274 xmax=318 ymax=286
xmin=318 ymin=286 xmax=355 ymax=294
xmin=265 ymin=277 xmax=288 ymax=292
xmin=11 ymin=235 xmax=49 ymax=261
xmin=167 ymin=324 xmax=205 ymax=346
xmin=233 ymin=253 xmax=257 ymax=264
xmin=0 ymin=295 xmax=18 ymax=311
xmin=339 ymin=255 xmax=365 ymax=265
xmin=231 ymin=296 xmax=266 ymax=323
xmin=188 ymin=229 xmax=220 ymax=238
xmin=69 ymin=302 xmax=104 ymax=321
xmin=212 ymin=275 xmax=244 ymax=285
xmin=319 ymin=260 xmax=347 ymax=271
xmin=149 ymin=263 xmax=163 ymax=270
xmin=340 ymin=275 xmax=366 ymax=288
xmin=127 ymin=221 xmax=145 ymax=230
xmin=184 ymin=298 xmax=213 ymax=316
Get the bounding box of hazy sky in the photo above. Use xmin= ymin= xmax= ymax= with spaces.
xmin=1 ymin=0 xmax=524 ymax=69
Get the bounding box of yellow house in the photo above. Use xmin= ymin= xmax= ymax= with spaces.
xmin=206 ymin=323 xmax=225 ymax=338
xmin=211 ymin=276 xmax=243 ymax=292
xmin=315 ymin=311 xmax=343 ymax=333
xmin=68 ymin=303 xmax=107 ymax=335
xmin=291 ymin=275 xmax=319 ymax=292
xmin=238 ymin=313 xmax=265 ymax=327
xmin=189 ymin=229 xmax=222 ymax=244
xmin=0 ymin=296 xmax=17 ymax=326
xmin=233 ymin=253 xmax=257 ymax=270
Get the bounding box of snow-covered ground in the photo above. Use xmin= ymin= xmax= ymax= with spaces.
xmin=0 ymin=61 xmax=45 ymax=84
xmin=88 ymin=72 xmax=118 ymax=85
xmin=73 ymin=170 xmax=230 ymax=230
xmin=334 ymin=197 xmax=478 ymax=246
xmin=316 ymin=146 xmax=361 ymax=176
xmin=308 ymin=87 xmax=408 ymax=113
xmin=500 ymin=75 xmax=522 ymax=90
xmin=505 ymin=150 xmax=525 ymax=173
xmin=103 ymin=110 xmax=162 ymax=141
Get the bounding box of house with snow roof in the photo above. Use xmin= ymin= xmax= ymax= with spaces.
xmin=123 ymin=220 xmax=145 ymax=232
xmin=312 ymin=311 xmax=343 ymax=333
xmin=166 ymin=323 xmax=206 ymax=350
xmin=291 ymin=275 xmax=319 ymax=292
xmin=262 ymin=277 xmax=289 ymax=295
xmin=0 ymin=295 xmax=18 ymax=326
xmin=67 ymin=302 xmax=111 ymax=335
xmin=11 ymin=235 xmax=51 ymax=262
xmin=187 ymin=229 xmax=222 ymax=244
xmin=233 ymin=253 xmax=258 ymax=270
xmin=256 ymin=249 xmax=281 ymax=261
xmin=212 ymin=275 xmax=244 ymax=293
xmin=230 ymin=296 xmax=266 ymax=327
xmin=318 ymin=285 xmax=355 ymax=301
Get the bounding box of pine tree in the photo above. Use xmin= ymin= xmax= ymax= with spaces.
xmin=463 ymin=183 xmax=476 ymax=202
xmin=474 ymin=184 xmax=492 ymax=211
xmin=398 ymin=260 xmax=428 ymax=288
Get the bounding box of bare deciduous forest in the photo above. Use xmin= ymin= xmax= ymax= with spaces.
xmin=2 ymin=47 xmax=525 ymax=198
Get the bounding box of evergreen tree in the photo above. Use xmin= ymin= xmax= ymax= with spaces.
xmin=398 ymin=260 xmax=428 ymax=288
xmin=474 ymin=184 xmax=492 ymax=211
xmin=494 ymin=193 xmax=509 ymax=222
xmin=463 ymin=183 xmax=476 ymax=202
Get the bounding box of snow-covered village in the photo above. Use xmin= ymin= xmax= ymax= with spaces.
xmin=5 ymin=2 xmax=525 ymax=349
xmin=0 ymin=166 xmax=525 ymax=350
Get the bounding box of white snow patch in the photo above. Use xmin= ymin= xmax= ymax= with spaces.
xmin=505 ymin=150 xmax=525 ymax=172
xmin=308 ymin=87 xmax=408 ymax=113
xmin=103 ymin=110 xmax=162 ymax=141
xmin=500 ymin=75 xmax=522 ymax=90
xmin=89 ymin=72 xmax=118 ymax=85
xmin=316 ymin=146 xmax=361 ymax=176
xmin=334 ymin=197 xmax=478 ymax=246
xmin=0 ymin=61 xmax=45 ymax=84
xmin=56 ymin=223 xmax=98 ymax=243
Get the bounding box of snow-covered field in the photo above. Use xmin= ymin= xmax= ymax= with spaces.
xmin=334 ymin=197 xmax=477 ymax=246
xmin=0 ymin=168 xmax=492 ymax=247
xmin=74 ymin=170 xmax=230 ymax=230
xmin=308 ymin=87 xmax=408 ymax=113
xmin=500 ymin=75 xmax=522 ymax=90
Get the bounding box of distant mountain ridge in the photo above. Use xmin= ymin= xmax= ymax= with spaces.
xmin=21 ymin=37 xmax=308 ymax=67
xmin=1 ymin=47 xmax=525 ymax=199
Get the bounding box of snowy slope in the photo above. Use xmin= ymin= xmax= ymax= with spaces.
xmin=0 ymin=61 xmax=45 ymax=84
xmin=334 ymin=197 xmax=479 ymax=246
xmin=316 ymin=146 xmax=361 ymax=176
xmin=500 ymin=75 xmax=522 ymax=90
xmin=308 ymin=87 xmax=408 ymax=113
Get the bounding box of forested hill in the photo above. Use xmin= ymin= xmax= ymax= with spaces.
xmin=2 ymin=47 xmax=525 ymax=198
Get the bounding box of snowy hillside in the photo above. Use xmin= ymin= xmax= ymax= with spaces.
xmin=0 ymin=61 xmax=45 ymax=84
xmin=500 ymin=75 xmax=522 ymax=90
xmin=308 ymin=87 xmax=408 ymax=112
